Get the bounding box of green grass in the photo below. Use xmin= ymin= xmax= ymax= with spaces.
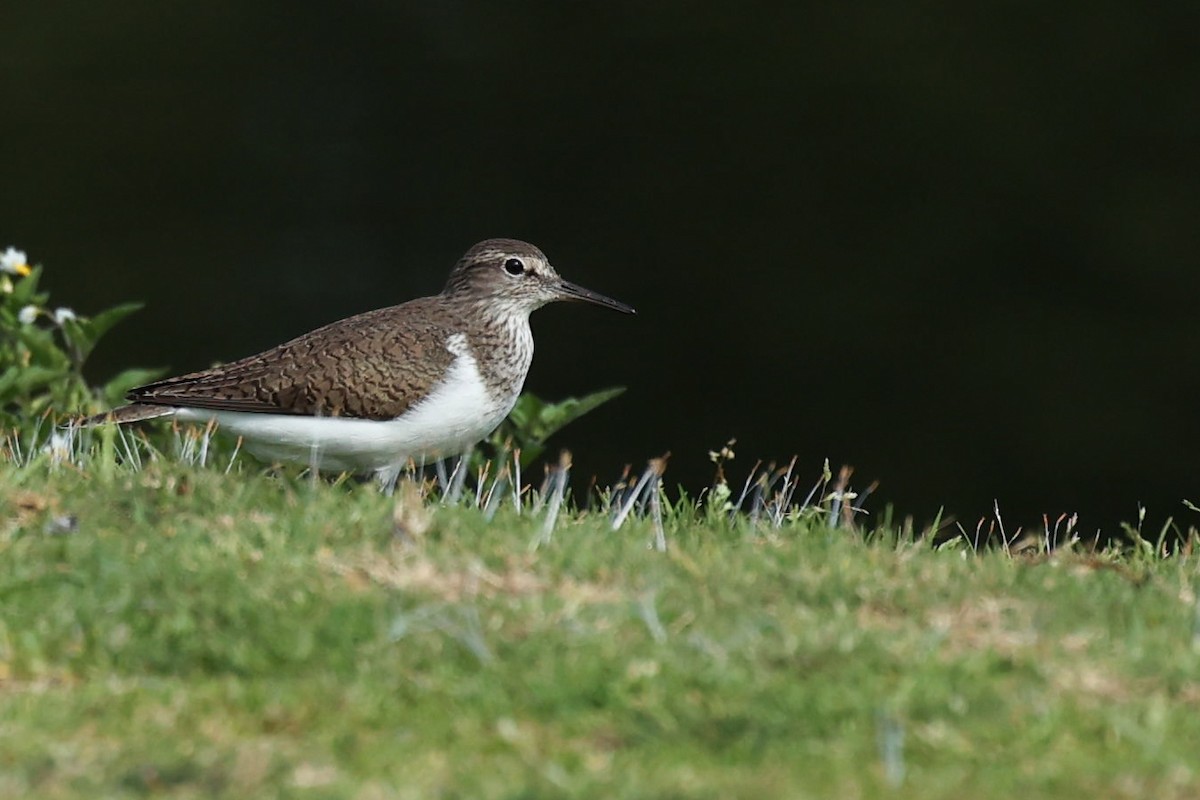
xmin=3 ymin=456 xmax=1200 ymax=798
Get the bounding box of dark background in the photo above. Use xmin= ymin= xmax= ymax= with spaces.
xmin=4 ymin=3 xmax=1198 ymax=534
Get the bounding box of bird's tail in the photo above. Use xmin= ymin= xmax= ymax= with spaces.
xmin=76 ymin=403 xmax=175 ymax=428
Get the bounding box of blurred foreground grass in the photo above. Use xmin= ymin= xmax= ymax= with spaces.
xmin=3 ymin=459 xmax=1200 ymax=799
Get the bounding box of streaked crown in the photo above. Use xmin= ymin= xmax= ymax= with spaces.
xmin=442 ymin=238 xmax=635 ymax=317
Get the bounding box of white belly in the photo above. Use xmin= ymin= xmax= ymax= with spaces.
xmin=174 ymin=337 xmax=519 ymax=474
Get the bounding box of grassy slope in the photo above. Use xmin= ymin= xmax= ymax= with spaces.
xmin=2 ymin=460 xmax=1200 ymax=799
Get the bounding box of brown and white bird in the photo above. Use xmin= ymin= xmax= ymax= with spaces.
xmin=82 ymin=239 xmax=634 ymax=484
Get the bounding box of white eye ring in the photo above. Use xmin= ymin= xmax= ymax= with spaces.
xmin=504 ymin=258 xmax=525 ymax=276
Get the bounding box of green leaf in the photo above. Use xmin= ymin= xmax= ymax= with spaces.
xmin=16 ymin=326 xmax=71 ymax=370
xmin=9 ymin=265 xmax=46 ymax=305
xmin=55 ymin=302 xmax=144 ymax=365
xmin=489 ymin=387 xmax=626 ymax=467
xmin=502 ymin=394 xmax=546 ymax=440
xmin=59 ymin=317 xmax=95 ymax=362
xmin=87 ymin=302 xmax=144 ymax=341
xmin=102 ymin=366 xmax=167 ymax=407
xmin=529 ymin=386 xmax=626 ymax=442
xmin=0 ymin=365 xmax=20 ymax=399
xmin=935 ymin=535 xmax=966 ymax=552
xmin=13 ymin=364 xmax=69 ymax=394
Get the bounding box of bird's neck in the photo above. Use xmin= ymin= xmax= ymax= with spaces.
xmin=460 ymin=305 xmax=535 ymax=401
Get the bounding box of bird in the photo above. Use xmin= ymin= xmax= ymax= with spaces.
xmin=80 ymin=238 xmax=635 ymax=486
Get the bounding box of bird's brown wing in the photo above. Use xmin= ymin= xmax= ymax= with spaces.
xmin=127 ymin=299 xmax=459 ymax=421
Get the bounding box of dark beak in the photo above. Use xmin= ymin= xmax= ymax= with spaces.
xmin=555 ymin=279 xmax=636 ymax=314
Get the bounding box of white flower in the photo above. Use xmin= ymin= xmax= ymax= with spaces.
xmin=42 ymin=430 xmax=75 ymax=465
xmin=0 ymin=247 xmax=31 ymax=277
xmin=17 ymin=305 xmax=39 ymax=325
xmin=53 ymin=307 xmax=76 ymax=325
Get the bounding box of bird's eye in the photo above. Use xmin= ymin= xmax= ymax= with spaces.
xmin=504 ymin=258 xmax=525 ymax=276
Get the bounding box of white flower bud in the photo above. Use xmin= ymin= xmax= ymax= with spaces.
xmin=1 ymin=247 xmax=31 ymax=276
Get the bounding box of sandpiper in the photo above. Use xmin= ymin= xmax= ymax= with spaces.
xmin=81 ymin=238 xmax=634 ymax=485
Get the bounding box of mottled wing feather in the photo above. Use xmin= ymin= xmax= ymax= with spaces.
xmin=127 ymin=299 xmax=458 ymax=421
